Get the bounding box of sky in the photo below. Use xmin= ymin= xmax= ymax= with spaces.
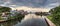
xmin=0 ymin=0 xmax=60 ymax=9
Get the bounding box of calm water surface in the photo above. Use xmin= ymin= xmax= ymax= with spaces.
xmin=0 ymin=14 xmax=48 ymax=26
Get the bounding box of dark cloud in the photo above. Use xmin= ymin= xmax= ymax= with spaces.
xmin=0 ymin=0 xmax=60 ymax=8
xmin=11 ymin=0 xmax=47 ymax=8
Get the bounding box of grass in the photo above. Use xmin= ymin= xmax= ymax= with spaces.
xmin=0 ymin=17 xmax=4 ymax=20
xmin=47 ymin=16 xmax=52 ymax=20
xmin=47 ymin=16 xmax=60 ymax=26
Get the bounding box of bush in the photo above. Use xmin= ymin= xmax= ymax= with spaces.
xmin=49 ymin=6 xmax=60 ymax=26
xmin=0 ymin=6 xmax=11 ymax=13
xmin=8 ymin=12 xmax=25 ymax=20
xmin=0 ymin=17 xmax=4 ymax=20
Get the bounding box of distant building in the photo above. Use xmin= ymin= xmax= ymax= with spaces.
xmin=15 ymin=6 xmax=51 ymax=12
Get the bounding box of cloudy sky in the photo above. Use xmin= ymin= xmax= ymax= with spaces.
xmin=0 ymin=0 xmax=60 ymax=9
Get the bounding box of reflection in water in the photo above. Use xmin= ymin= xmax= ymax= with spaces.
xmin=0 ymin=14 xmax=48 ymax=26
xmin=15 ymin=14 xmax=48 ymax=26
xmin=0 ymin=17 xmax=23 ymax=26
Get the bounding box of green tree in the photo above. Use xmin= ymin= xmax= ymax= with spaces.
xmin=0 ymin=6 xmax=11 ymax=13
xmin=49 ymin=6 xmax=60 ymax=26
xmin=0 ymin=6 xmax=11 ymax=20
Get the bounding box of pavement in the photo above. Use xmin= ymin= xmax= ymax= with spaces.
xmin=45 ymin=17 xmax=56 ymax=26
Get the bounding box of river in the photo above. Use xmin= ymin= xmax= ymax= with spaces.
xmin=0 ymin=14 xmax=48 ymax=26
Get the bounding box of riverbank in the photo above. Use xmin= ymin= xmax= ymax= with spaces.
xmin=45 ymin=17 xmax=56 ymax=26
xmin=0 ymin=15 xmax=25 ymax=23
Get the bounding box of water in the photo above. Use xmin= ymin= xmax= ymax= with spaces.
xmin=0 ymin=18 xmax=21 ymax=26
xmin=0 ymin=14 xmax=48 ymax=26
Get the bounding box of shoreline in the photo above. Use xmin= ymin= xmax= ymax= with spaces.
xmin=0 ymin=17 xmax=24 ymax=23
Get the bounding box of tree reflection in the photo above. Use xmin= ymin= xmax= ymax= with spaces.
xmin=0 ymin=18 xmax=23 ymax=26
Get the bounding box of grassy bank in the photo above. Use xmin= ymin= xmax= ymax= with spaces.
xmin=47 ymin=16 xmax=60 ymax=26
xmin=0 ymin=14 xmax=25 ymax=22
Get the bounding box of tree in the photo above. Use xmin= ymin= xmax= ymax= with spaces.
xmin=49 ymin=6 xmax=60 ymax=26
xmin=0 ymin=6 xmax=11 ymax=13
